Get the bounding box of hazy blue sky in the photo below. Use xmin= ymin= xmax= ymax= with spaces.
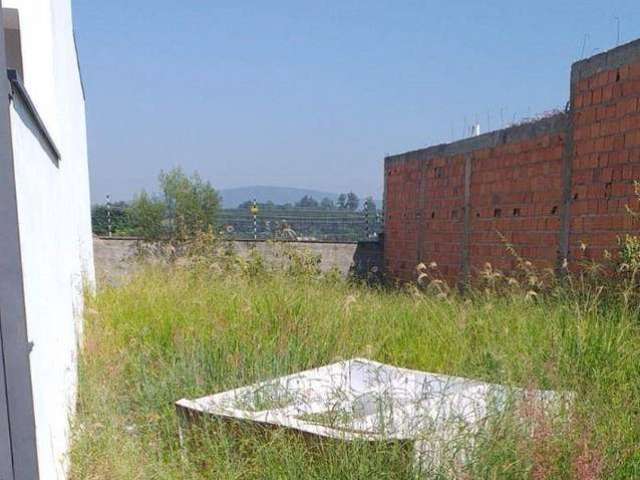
xmin=73 ymin=0 xmax=639 ymax=203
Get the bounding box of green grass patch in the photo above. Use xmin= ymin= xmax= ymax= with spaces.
xmin=70 ymin=258 xmax=640 ymax=479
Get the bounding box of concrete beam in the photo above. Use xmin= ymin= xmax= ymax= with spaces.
xmin=417 ymin=160 xmax=428 ymax=265
xmin=461 ymin=155 xmax=472 ymax=284
xmin=558 ymin=108 xmax=575 ymax=273
xmin=385 ymin=113 xmax=568 ymax=167
xmin=571 ymin=38 xmax=640 ymax=84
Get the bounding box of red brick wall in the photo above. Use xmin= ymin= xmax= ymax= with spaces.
xmin=385 ymin=130 xmax=565 ymax=284
xmin=421 ymin=154 xmax=466 ymax=282
xmin=468 ymin=135 xmax=565 ymax=275
xmin=384 ymin=154 xmax=422 ymax=280
xmin=570 ymin=61 xmax=640 ymax=264
xmin=384 ymin=40 xmax=640 ymax=284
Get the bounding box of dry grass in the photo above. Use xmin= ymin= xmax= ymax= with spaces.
xmin=70 ymin=243 xmax=640 ymax=479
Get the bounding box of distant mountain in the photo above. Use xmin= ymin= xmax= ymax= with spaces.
xmin=219 ymin=186 xmax=339 ymax=208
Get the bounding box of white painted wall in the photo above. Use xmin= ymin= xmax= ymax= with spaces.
xmin=3 ymin=0 xmax=94 ymax=478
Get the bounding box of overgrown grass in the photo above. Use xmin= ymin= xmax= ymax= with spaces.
xmin=70 ymin=248 xmax=640 ymax=479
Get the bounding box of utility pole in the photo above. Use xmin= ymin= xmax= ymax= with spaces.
xmin=364 ymin=198 xmax=370 ymax=239
xmin=250 ymin=199 xmax=259 ymax=240
xmin=106 ymin=194 xmax=112 ymax=237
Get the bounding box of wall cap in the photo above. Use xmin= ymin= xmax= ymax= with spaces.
xmin=385 ymin=112 xmax=568 ymax=167
xmin=571 ymin=38 xmax=640 ymax=84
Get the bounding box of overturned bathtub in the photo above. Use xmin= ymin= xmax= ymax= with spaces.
xmin=175 ymin=358 xmax=571 ymax=475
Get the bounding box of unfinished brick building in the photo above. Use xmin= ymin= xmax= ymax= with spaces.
xmin=384 ymin=39 xmax=640 ymax=284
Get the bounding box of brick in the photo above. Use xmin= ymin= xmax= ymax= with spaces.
xmin=612 ymin=83 xmax=624 ymax=99
xmin=602 ymin=84 xmax=614 ymax=102
xmin=626 ymin=130 xmax=640 ymax=148
xmin=617 ymin=97 xmax=638 ymax=118
xmin=592 ymin=88 xmax=603 ymax=105
xmin=591 ymin=71 xmax=611 ymax=89
xmin=622 ymin=80 xmax=640 ymax=97
xmin=619 ymin=64 xmax=632 ymax=81
xmin=630 ymin=62 xmax=640 ymax=80
xmin=386 ymin=54 xmax=640 ymax=284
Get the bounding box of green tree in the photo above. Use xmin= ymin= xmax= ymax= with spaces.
xmin=296 ymin=195 xmax=319 ymax=208
xmin=127 ymin=167 xmax=221 ymax=241
xmin=337 ymin=193 xmax=347 ymax=209
xmin=128 ymin=191 xmax=166 ymax=240
xmin=346 ymin=192 xmax=360 ymax=211
xmin=159 ymin=168 xmax=220 ymax=239
xmin=320 ymin=197 xmax=335 ymax=210
xmin=91 ymin=201 xmax=134 ymax=235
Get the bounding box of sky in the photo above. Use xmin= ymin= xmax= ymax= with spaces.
xmin=72 ymin=0 xmax=640 ymax=203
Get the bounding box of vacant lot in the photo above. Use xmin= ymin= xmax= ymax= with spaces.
xmin=71 ymin=250 xmax=640 ymax=479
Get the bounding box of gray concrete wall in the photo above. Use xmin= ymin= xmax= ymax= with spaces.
xmin=93 ymin=237 xmax=141 ymax=286
xmin=231 ymin=240 xmax=357 ymax=275
xmin=93 ymin=237 xmax=359 ymax=286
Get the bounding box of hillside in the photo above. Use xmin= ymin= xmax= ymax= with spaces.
xmin=219 ymin=186 xmax=339 ymax=208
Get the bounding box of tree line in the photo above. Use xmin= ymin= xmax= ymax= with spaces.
xmin=237 ymin=192 xmax=375 ymax=212
xmin=92 ymin=168 xmax=380 ymax=241
xmin=92 ymin=168 xmax=220 ymax=240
